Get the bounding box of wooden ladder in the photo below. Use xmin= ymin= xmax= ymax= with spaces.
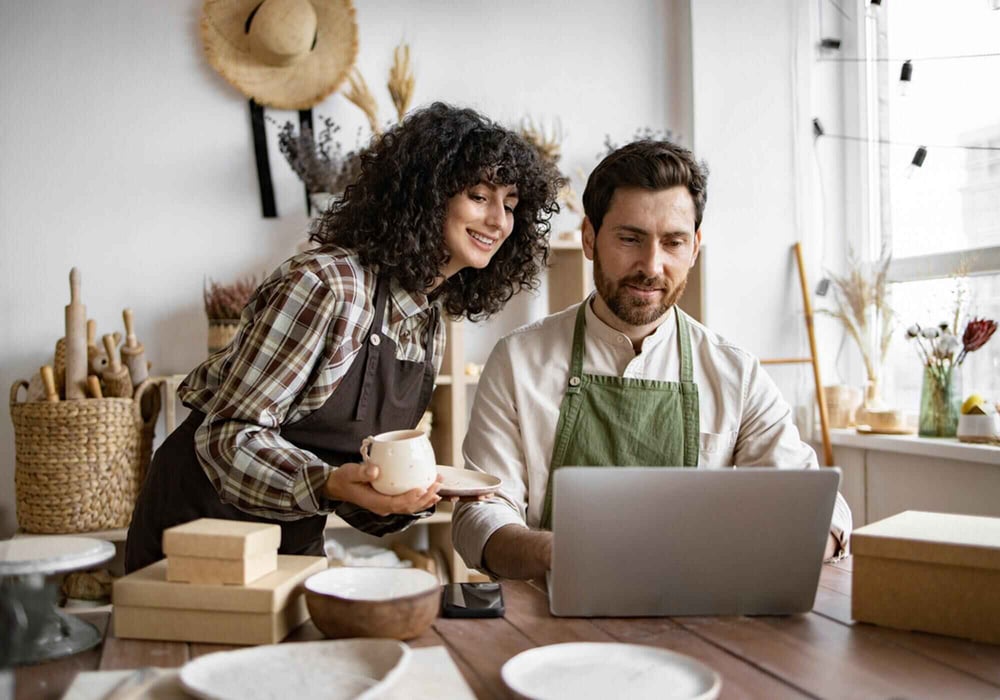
xmin=759 ymin=242 xmax=833 ymax=466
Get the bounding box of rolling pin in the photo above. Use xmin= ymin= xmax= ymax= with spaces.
xmin=64 ymin=268 xmax=88 ymax=400
xmin=101 ymin=334 xmax=133 ymax=398
xmin=86 ymin=375 xmax=104 ymax=399
xmin=40 ymin=365 xmax=59 ymax=402
xmin=54 ymin=337 xmax=66 ymax=398
xmin=86 ymin=319 xmax=109 ymax=375
xmin=120 ymin=308 xmax=149 ymax=385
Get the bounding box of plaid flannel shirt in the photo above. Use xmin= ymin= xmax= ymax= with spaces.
xmin=178 ymin=246 xmax=446 ymax=534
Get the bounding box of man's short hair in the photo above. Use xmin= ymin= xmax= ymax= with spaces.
xmin=582 ymin=140 xmax=709 ymax=234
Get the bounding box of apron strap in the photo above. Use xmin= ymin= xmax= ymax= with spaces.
xmin=677 ymin=308 xmax=694 ymax=384
xmin=676 ymin=309 xmax=700 ymax=466
xmin=354 ymin=275 xmax=392 ymax=421
xmin=566 ymin=303 xmax=588 ymax=394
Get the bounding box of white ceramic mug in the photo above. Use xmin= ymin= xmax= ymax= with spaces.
xmin=360 ymin=429 xmax=438 ymax=496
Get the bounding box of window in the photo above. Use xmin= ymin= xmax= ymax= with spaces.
xmin=864 ymin=0 xmax=1000 ymax=412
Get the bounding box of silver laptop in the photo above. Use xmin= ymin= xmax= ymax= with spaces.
xmin=548 ymin=467 xmax=841 ymax=617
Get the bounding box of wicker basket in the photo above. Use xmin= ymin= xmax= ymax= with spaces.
xmin=10 ymin=378 xmax=161 ymax=533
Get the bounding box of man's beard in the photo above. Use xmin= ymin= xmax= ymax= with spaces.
xmin=593 ymin=250 xmax=687 ymax=327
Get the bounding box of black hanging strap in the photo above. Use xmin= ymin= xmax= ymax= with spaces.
xmin=298 ymin=108 xmax=314 ymax=214
xmin=249 ymin=99 xmax=277 ymax=218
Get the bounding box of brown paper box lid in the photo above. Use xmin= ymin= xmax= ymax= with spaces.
xmin=162 ymin=518 xmax=281 ymax=559
xmin=113 ymin=555 xmax=325 ymax=613
xmin=852 ymin=511 xmax=1000 ymax=570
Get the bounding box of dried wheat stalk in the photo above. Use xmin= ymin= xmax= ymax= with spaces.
xmin=818 ymin=246 xmax=895 ymax=381
xmin=388 ymin=42 xmax=415 ymax=123
xmin=344 ymin=68 xmax=381 ymax=136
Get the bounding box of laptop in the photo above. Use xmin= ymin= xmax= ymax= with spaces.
xmin=548 ymin=466 xmax=841 ymax=617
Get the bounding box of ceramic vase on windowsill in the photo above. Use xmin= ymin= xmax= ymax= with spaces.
xmin=918 ymin=365 xmax=962 ymax=438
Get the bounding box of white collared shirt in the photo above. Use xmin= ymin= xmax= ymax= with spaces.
xmin=452 ymin=297 xmax=853 ymax=570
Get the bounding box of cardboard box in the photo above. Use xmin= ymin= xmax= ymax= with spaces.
xmin=162 ymin=518 xmax=281 ymax=559
xmin=167 ymin=551 xmax=278 ymax=585
xmin=113 ymin=555 xmax=325 ymax=645
xmin=852 ymin=510 xmax=1000 ymax=644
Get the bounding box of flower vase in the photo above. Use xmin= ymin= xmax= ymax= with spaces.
xmin=918 ymin=365 xmax=962 ymax=438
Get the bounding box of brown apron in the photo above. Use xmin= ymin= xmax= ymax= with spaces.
xmin=125 ymin=275 xmax=438 ymax=572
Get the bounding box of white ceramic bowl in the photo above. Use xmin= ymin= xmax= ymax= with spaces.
xmin=957 ymin=413 xmax=1000 ymax=443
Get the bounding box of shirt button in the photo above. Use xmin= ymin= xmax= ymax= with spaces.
xmin=617 ymin=337 xmax=626 ymax=344
xmin=569 ymin=376 xmax=581 ymax=387
xmin=370 ymin=334 xmax=381 ymax=346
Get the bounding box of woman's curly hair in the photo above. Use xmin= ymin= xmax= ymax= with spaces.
xmin=309 ymin=102 xmax=564 ymax=320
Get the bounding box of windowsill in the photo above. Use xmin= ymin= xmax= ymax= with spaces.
xmin=829 ymin=428 xmax=1000 ymax=466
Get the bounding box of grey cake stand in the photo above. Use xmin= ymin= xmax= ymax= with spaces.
xmin=0 ymin=536 xmax=115 ymax=667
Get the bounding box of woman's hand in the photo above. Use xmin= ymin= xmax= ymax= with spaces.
xmin=324 ymin=462 xmax=443 ymax=516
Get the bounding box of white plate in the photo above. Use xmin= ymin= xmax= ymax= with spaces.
xmin=501 ymin=642 xmax=721 ymax=700
xmin=180 ymin=639 xmax=410 ymax=700
xmin=437 ymin=465 xmax=501 ymax=498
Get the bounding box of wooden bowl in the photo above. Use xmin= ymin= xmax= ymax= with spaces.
xmin=305 ymin=567 xmax=440 ymax=641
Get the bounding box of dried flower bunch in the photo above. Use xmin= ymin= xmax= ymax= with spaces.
xmin=276 ymin=117 xmax=362 ymax=196
xmin=905 ymin=318 xmax=997 ymax=371
xmin=520 ymin=117 xmax=564 ymax=165
xmin=602 ymin=126 xmax=677 ymax=157
xmin=204 ymin=276 xmax=258 ymax=321
xmin=276 ymin=42 xmax=417 ymax=197
xmin=818 ymin=246 xmax=895 ymax=386
xmin=519 ymin=116 xmax=581 ymax=216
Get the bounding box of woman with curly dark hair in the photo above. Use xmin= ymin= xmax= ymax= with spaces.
xmin=125 ymin=102 xmax=563 ymax=571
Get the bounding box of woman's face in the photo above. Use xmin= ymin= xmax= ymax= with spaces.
xmin=439 ymin=181 xmax=519 ymax=279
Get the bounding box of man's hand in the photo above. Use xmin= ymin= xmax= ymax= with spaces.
xmin=324 ymin=462 xmax=442 ymax=516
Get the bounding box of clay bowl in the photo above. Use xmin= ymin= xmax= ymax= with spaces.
xmin=305 ymin=567 xmax=440 ymax=641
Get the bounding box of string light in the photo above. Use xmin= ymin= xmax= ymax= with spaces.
xmin=905 ymin=146 xmax=927 ymax=179
xmin=899 ymin=59 xmax=913 ymax=95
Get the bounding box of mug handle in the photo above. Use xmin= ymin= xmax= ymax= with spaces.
xmin=360 ymin=436 xmax=374 ymax=464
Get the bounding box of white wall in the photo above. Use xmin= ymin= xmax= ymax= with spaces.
xmin=690 ymin=0 xmax=849 ymax=432
xmin=0 ymin=0 xmax=682 ymax=537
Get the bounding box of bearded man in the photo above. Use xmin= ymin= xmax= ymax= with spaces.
xmin=452 ymin=139 xmax=852 ymax=580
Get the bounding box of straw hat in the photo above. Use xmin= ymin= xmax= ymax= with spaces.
xmin=201 ymin=0 xmax=358 ymax=110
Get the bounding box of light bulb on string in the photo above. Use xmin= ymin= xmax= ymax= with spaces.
xmin=905 ymin=146 xmax=927 ymax=179
xmin=898 ymin=60 xmax=913 ymax=96
xmin=867 ymin=0 xmax=881 ymax=16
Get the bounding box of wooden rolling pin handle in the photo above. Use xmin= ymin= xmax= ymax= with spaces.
xmin=64 ymin=267 xmax=88 ymax=401
xmin=70 ymin=267 xmax=81 ymax=304
xmin=40 ymin=365 xmax=59 ymax=402
xmin=123 ymin=308 xmax=138 ymax=349
xmin=86 ymin=375 xmax=104 ymax=399
xmin=102 ymin=334 xmax=122 ymax=372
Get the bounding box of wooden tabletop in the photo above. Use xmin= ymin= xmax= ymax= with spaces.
xmin=13 ymin=558 xmax=1000 ymax=699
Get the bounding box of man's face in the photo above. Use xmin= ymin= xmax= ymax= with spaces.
xmin=583 ymin=186 xmax=701 ymax=330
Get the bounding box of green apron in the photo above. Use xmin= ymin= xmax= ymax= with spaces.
xmin=540 ymin=302 xmax=700 ymax=529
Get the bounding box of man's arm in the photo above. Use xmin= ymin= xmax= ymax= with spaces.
xmin=482 ymin=524 xmax=552 ymax=581
xmin=452 ymin=336 xmax=539 ymax=574
xmin=734 ymin=358 xmax=853 ymax=557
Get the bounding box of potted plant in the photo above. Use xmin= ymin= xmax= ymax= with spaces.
xmin=203 ymin=276 xmax=257 ymax=355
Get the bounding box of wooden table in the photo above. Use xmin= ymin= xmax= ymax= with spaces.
xmin=13 ymin=558 xmax=1000 ymax=699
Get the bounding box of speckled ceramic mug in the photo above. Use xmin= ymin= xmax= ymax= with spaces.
xmin=360 ymin=429 xmax=438 ymax=496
